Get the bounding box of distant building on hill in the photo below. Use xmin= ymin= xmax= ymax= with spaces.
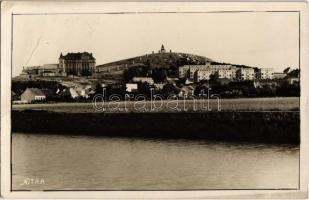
xmin=236 ymin=68 xmax=255 ymax=80
xmin=256 ymin=68 xmax=274 ymax=80
xmin=21 ymin=88 xmax=46 ymax=103
xmin=180 ymin=64 xmax=238 ymax=82
xmin=179 ymin=64 xmax=211 ymax=79
xmin=59 ymin=52 xmax=96 ymax=76
xmin=159 ymin=44 xmax=167 ymax=53
xmin=194 ymin=69 xmax=213 ymax=82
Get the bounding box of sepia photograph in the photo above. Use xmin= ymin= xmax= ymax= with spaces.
xmin=1 ymin=1 xmax=308 ymax=199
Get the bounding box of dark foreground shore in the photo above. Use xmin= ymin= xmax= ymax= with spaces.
xmin=12 ymin=110 xmax=300 ymax=144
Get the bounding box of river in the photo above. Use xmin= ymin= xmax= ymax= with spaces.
xmin=12 ymin=133 xmax=299 ymax=190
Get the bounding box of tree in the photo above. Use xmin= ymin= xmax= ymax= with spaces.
xmin=162 ymin=83 xmax=178 ymax=98
xmin=138 ymin=82 xmax=151 ymax=97
xmin=81 ymin=70 xmax=92 ymax=77
xmin=287 ymin=69 xmax=300 ymax=78
xmin=209 ymin=72 xmax=219 ymax=84
xmin=194 ymin=83 xmax=208 ymax=97
xmin=152 ymin=68 xmax=167 ymax=83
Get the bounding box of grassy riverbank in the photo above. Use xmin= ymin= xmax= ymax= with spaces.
xmin=12 ymin=97 xmax=299 ymax=113
xmin=12 ymin=110 xmax=300 ymax=144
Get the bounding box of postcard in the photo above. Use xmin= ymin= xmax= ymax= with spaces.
xmin=1 ymin=1 xmax=308 ymax=199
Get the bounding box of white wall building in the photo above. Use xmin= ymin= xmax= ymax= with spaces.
xmin=257 ymin=68 xmax=274 ymax=80
xmin=126 ymin=83 xmax=138 ymax=92
xmin=218 ymin=67 xmax=237 ymax=79
xmin=237 ymin=68 xmax=255 ymax=80
xmin=273 ymin=72 xmax=286 ymax=79
xmin=179 ymin=64 xmax=211 ymax=79
xmin=132 ymin=77 xmax=154 ymax=85
xmin=178 ymin=66 xmax=190 ymax=78
xmin=194 ymin=69 xmax=214 ymax=82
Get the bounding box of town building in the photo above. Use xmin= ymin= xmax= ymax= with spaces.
xmin=40 ymin=64 xmax=64 ymax=76
xmin=188 ymin=65 xmax=211 ymax=79
xmin=21 ymin=52 xmax=96 ymax=78
xmin=273 ymin=72 xmax=286 ymax=79
xmin=20 ymin=66 xmax=40 ymax=78
xmin=21 ymin=88 xmax=46 ymax=103
xmin=209 ymin=64 xmax=232 ymax=71
xmin=59 ymin=52 xmax=96 ymax=76
xmin=132 ymin=77 xmax=154 ymax=85
xmin=256 ymin=68 xmax=274 ymax=80
xmin=179 ymin=64 xmax=238 ymax=82
xmin=126 ymin=83 xmax=138 ymax=92
xmin=20 ymin=64 xmax=64 ymax=78
xmin=236 ymin=68 xmax=255 ymax=80
xmin=194 ymin=69 xmax=213 ymax=82
xmin=218 ymin=66 xmax=237 ymax=79
xmin=178 ymin=65 xmax=190 ymax=78
xmin=178 ymin=64 xmax=211 ymax=79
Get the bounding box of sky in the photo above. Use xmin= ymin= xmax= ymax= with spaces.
xmin=12 ymin=12 xmax=299 ymax=77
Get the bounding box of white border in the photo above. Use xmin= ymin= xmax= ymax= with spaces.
xmin=1 ymin=1 xmax=308 ymax=199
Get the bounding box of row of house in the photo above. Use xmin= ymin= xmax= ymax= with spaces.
xmin=179 ymin=64 xmax=279 ymax=82
xmin=14 ymin=84 xmax=96 ymax=103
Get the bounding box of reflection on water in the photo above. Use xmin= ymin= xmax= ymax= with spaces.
xmin=12 ymin=133 xmax=299 ymax=190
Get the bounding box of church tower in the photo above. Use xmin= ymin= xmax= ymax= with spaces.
xmin=160 ymin=44 xmax=166 ymax=53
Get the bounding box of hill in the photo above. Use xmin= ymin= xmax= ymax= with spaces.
xmin=97 ymin=52 xmax=214 ymax=70
xmin=95 ymin=52 xmax=215 ymax=82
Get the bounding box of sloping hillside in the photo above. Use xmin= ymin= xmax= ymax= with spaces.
xmin=97 ymin=52 xmax=214 ymax=71
xmin=95 ymin=52 xmax=215 ymax=82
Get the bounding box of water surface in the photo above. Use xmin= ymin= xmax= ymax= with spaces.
xmin=12 ymin=133 xmax=299 ymax=190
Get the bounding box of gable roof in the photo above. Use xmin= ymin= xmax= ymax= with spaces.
xmin=41 ymin=64 xmax=59 ymax=70
xmin=25 ymin=88 xmax=46 ymax=96
xmin=61 ymin=52 xmax=95 ymax=60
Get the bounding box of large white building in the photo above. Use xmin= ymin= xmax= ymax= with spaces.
xmin=179 ymin=64 xmax=211 ymax=79
xmin=194 ymin=69 xmax=214 ymax=82
xmin=236 ymin=68 xmax=255 ymax=80
xmin=126 ymin=83 xmax=138 ymax=92
xmin=179 ymin=63 xmax=273 ymax=82
xmin=256 ymin=68 xmax=274 ymax=80
xmin=218 ymin=66 xmax=237 ymax=79
xmin=132 ymin=77 xmax=154 ymax=85
xmin=180 ymin=64 xmax=238 ymax=82
xmin=178 ymin=65 xmax=190 ymax=78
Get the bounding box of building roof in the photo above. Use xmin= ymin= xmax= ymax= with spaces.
xmin=23 ymin=64 xmax=58 ymax=71
xmin=132 ymin=77 xmax=154 ymax=83
xmin=60 ymin=52 xmax=95 ymax=60
xmin=25 ymin=88 xmax=46 ymax=96
xmin=24 ymin=66 xmax=40 ymax=70
xmin=41 ymin=64 xmax=59 ymax=70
